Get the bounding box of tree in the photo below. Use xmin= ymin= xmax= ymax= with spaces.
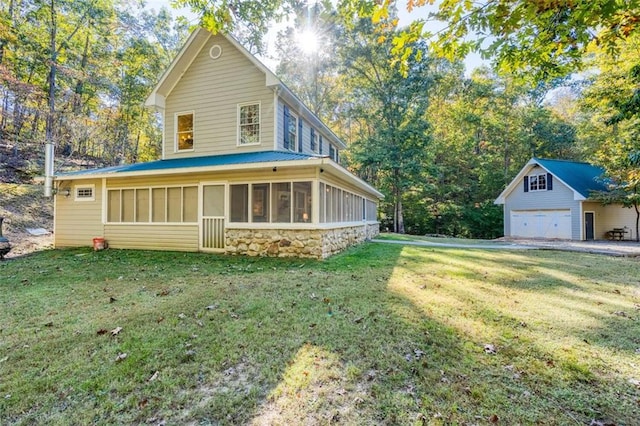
xmin=337 ymin=16 xmax=440 ymax=233
xmin=579 ymin=34 xmax=640 ymax=241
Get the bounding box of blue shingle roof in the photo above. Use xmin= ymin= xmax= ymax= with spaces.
xmin=534 ymin=158 xmax=608 ymax=198
xmin=57 ymin=151 xmax=324 ymax=177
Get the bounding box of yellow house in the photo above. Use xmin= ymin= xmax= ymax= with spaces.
xmin=52 ymin=29 xmax=382 ymax=259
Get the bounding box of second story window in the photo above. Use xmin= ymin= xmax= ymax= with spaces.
xmin=529 ymin=174 xmax=546 ymax=191
xmin=287 ymin=112 xmax=298 ymax=152
xmin=176 ymin=112 xmax=194 ymax=151
xmin=238 ymin=102 xmax=260 ymax=145
xmin=310 ymin=128 xmax=317 ymax=152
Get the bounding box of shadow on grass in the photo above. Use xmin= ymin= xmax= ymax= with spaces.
xmin=1 ymin=243 xmax=639 ymax=424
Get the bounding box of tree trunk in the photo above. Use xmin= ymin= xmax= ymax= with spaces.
xmin=73 ymin=31 xmax=91 ymax=114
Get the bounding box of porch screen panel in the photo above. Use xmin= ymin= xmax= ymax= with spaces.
xmin=136 ymin=189 xmax=149 ymax=222
xmin=167 ymin=187 xmax=182 ymax=222
xmin=183 ymin=186 xmax=198 ymax=222
xmin=108 ymin=190 xmax=120 ymax=222
xmin=252 ymin=183 xmax=270 ymax=223
xmin=230 ymin=184 xmax=249 ymax=222
xmin=272 ymin=182 xmax=291 ymax=223
xmin=122 ymin=189 xmax=135 ymax=223
xmin=293 ymin=182 xmax=311 ymax=223
xmin=203 ymin=185 xmax=224 ymax=217
xmin=319 ymin=183 xmax=326 ymax=223
xmin=152 ymin=188 xmax=166 ymax=222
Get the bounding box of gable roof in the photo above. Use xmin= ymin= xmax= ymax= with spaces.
xmin=145 ymin=28 xmax=346 ymax=150
xmin=494 ymin=158 xmax=608 ymax=204
xmin=55 ymin=150 xmax=384 ymax=199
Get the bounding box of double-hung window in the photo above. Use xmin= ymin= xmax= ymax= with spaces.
xmin=176 ymin=112 xmax=194 ymax=151
xmin=529 ymin=174 xmax=546 ymax=191
xmin=238 ymin=102 xmax=260 ymax=145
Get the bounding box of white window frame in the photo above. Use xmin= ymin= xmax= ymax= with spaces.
xmin=175 ymin=111 xmax=195 ymax=152
xmin=237 ymin=102 xmax=261 ymax=146
xmin=74 ymin=184 xmax=95 ymax=202
xmin=529 ymin=173 xmax=547 ymax=192
xmin=287 ymin=112 xmax=298 ymax=152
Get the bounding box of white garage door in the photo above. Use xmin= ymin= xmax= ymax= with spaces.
xmin=510 ymin=210 xmax=572 ymax=239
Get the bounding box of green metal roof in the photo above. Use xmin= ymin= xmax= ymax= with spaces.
xmin=57 ymin=151 xmax=324 ymax=177
xmin=534 ymin=158 xmax=608 ymax=198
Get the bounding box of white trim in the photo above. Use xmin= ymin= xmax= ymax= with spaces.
xmin=74 ymin=184 xmax=96 ymax=202
xmin=527 ymin=173 xmax=548 ymax=192
xmin=174 ymin=111 xmax=195 ymax=153
xmin=209 ymin=44 xmax=222 ymax=59
xmin=584 ymin=208 xmax=597 ymax=241
xmin=55 ymin=158 xmax=383 ymax=199
xmin=236 ymin=101 xmax=261 ymax=146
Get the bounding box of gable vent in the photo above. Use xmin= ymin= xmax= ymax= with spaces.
xmin=209 ymin=45 xmax=222 ymax=60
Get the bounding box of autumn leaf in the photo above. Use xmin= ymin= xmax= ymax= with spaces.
xmin=96 ymin=329 xmax=108 ymax=335
xmin=148 ymin=371 xmax=159 ymax=382
xmin=115 ymin=352 xmax=127 ymax=362
xmin=111 ymin=326 xmax=123 ymax=336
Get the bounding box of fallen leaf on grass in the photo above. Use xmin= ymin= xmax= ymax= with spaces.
xmin=138 ymin=398 xmax=148 ymax=409
xmin=489 ymin=414 xmax=499 ymax=423
xmin=109 ymin=296 xmax=117 ymax=303
xmin=111 ymin=327 xmax=123 ymax=336
xmin=96 ymin=329 xmax=109 ymax=335
xmin=178 ymin=313 xmax=187 ymax=319
xmin=484 ymin=344 xmax=497 ymax=354
xmin=613 ymin=311 xmax=628 ymax=317
xmin=148 ymin=371 xmax=159 ymax=382
xmin=115 ymin=353 xmax=127 ymax=362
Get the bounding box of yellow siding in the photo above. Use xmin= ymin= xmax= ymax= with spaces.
xmin=54 ymin=179 xmax=104 ymax=247
xmin=164 ymin=34 xmax=275 ymax=158
xmin=583 ymin=202 xmax=638 ymax=240
xmin=105 ymin=167 xmax=318 ymax=188
xmin=104 ymin=224 xmax=199 ymax=251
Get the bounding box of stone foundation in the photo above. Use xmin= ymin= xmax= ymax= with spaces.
xmin=225 ymin=223 xmax=379 ymax=259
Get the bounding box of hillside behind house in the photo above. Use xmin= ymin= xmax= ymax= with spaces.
xmin=0 ymin=183 xmax=53 ymax=258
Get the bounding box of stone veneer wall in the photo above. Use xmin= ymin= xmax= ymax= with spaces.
xmin=225 ymin=223 xmax=379 ymax=259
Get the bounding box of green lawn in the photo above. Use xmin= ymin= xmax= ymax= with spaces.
xmin=1 ymin=243 xmax=639 ymax=425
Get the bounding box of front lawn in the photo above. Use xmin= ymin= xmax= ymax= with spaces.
xmin=1 ymin=244 xmax=639 ymax=424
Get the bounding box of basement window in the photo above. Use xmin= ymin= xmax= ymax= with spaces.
xmin=75 ymin=185 xmax=95 ymax=202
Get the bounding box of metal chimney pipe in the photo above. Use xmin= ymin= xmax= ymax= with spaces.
xmin=44 ymin=140 xmax=54 ymax=197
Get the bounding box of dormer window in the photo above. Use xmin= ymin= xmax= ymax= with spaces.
xmin=238 ymin=102 xmax=260 ymax=145
xmin=176 ymin=112 xmax=194 ymax=151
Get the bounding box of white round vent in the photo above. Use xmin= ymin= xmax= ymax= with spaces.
xmin=209 ymin=45 xmax=222 ymax=60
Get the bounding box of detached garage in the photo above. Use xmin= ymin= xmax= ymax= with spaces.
xmin=495 ymin=158 xmax=637 ymax=241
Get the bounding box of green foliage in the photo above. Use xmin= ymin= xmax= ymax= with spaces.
xmin=578 ymin=34 xmax=640 ymax=241
xmin=0 ymin=0 xmax=187 ymax=178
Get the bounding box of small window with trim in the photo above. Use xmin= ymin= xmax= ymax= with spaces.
xmin=176 ymin=112 xmax=194 ymax=151
xmin=238 ymin=102 xmax=260 ymax=145
xmin=529 ymin=174 xmax=547 ymax=191
xmin=75 ymin=185 xmax=95 ymax=202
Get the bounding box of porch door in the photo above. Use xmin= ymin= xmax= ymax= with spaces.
xmin=201 ymin=184 xmax=225 ymax=251
xmin=584 ymin=212 xmax=595 ymax=240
